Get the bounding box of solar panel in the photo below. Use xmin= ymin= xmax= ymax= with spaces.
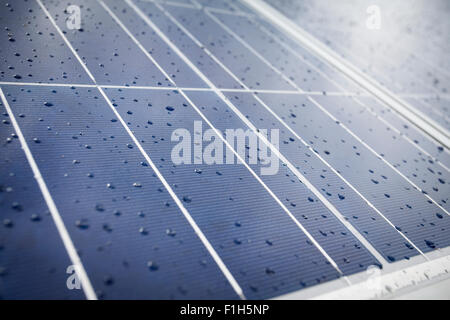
xmin=1 ymin=0 xmax=449 ymax=300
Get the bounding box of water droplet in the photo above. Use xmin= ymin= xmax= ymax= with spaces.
xmin=30 ymin=214 xmax=41 ymax=222
xmin=11 ymin=202 xmax=22 ymax=211
xmin=103 ymin=223 xmax=112 ymax=233
xmin=3 ymin=219 xmax=13 ymax=228
xmin=0 ymin=267 xmax=8 ymax=276
xmin=265 ymin=267 xmax=275 ymax=275
xmin=166 ymin=228 xmax=176 ymax=237
xmin=147 ymin=261 xmax=159 ymax=271
xmin=103 ymin=275 xmax=114 ymax=286
xmin=75 ymin=219 xmax=89 ymax=229
xmin=425 ymin=240 xmax=436 ymax=249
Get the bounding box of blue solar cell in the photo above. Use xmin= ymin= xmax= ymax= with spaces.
xmin=104 ymin=87 xmax=342 ymax=298
xmin=221 ymin=92 xmax=424 ymax=262
xmin=40 ymin=0 xmax=171 ymax=87
xmin=163 ymin=5 xmax=293 ymax=90
xmin=185 ymin=90 xmax=380 ymax=273
xmin=0 ymin=0 xmax=93 ymax=84
xmin=253 ymin=17 xmax=362 ymax=92
xmin=2 ymin=85 xmax=238 ymax=299
xmin=133 ymin=0 xmax=242 ymax=89
xmin=1 ymin=0 xmax=449 ymax=300
xmin=210 ymin=12 xmax=342 ymax=93
xmin=314 ymin=95 xmax=450 ymax=211
xmin=0 ymin=96 xmax=83 ymax=299
xmin=357 ymin=96 xmax=450 ymax=169
xmin=251 ymin=93 xmax=450 ymax=254
xmin=106 ymin=0 xmax=208 ymax=88
xmin=223 ymin=92 xmax=450 ymax=257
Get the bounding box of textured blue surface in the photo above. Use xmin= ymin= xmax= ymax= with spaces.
xmin=210 ymin=12 xmax=341 ymax=93
xmin=356 ymin=97 xmax=450 ymax=169
xmin=107 ymin=0 xmax=208 ymax=88
xmin=41 ymin=0 xmax=172 ymax=87
xmin=0 ymin=97 xmax=84 ymax=299
xmin=104 ymin=87 xmax=343 ymax=299
xmin=163 ymin=5 xmax=293 ymax=90
xmin=1 ymin=0 xmax=449 ymax=300
xmin=250 ymin=92 xmax=450 ymax=254
xmin=135 ymin=1 xmax=242 ymax=89
xmin=0 ymin=0 xmax=93 ymax=84
xmin=185 ymin=90 xmax=379 ymax=272
xmin=222 ymin=92 xmax=428 ymax=262
xmin=1 ymin=85 xmax=239 ymax=299
xmin=314 ymin=95 xmax=450 ymax=211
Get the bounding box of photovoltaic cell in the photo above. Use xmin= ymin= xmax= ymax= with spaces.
xmin=0 ymin=0 xmax=93 ymax=84
xmin=185 ymin=90 xmax=380 ymax=272
xmin=41 ymin=0 xmax=172 ymax=87
xmin=222 ymin=91 xmax=427 ymax=261
xmin=104 ymin=87 xmax=343 ymax=298
xmin=106 ymin=0 xmax=208 ymax=88
xmin=210 ymin=12 xmax=343 ymax=93
xmin=251 ymin=93 xmax=450 ymax=254
xmin=0 ymin=96 xmax=84 ymax=299
xmin=1 ymin=85 xmax=238 ymax=299
xmin=314 ymin=95 xmax=450 ymax=211
xmin=163 ymin=5 xmax=294 ymax=90
xmin=135 ymin=1 xmax=242 ymax=89
xmin=356 ymin=96 xmax=450 ymax=169
xmin=1 ymin=0 xmax=449 ymax=300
